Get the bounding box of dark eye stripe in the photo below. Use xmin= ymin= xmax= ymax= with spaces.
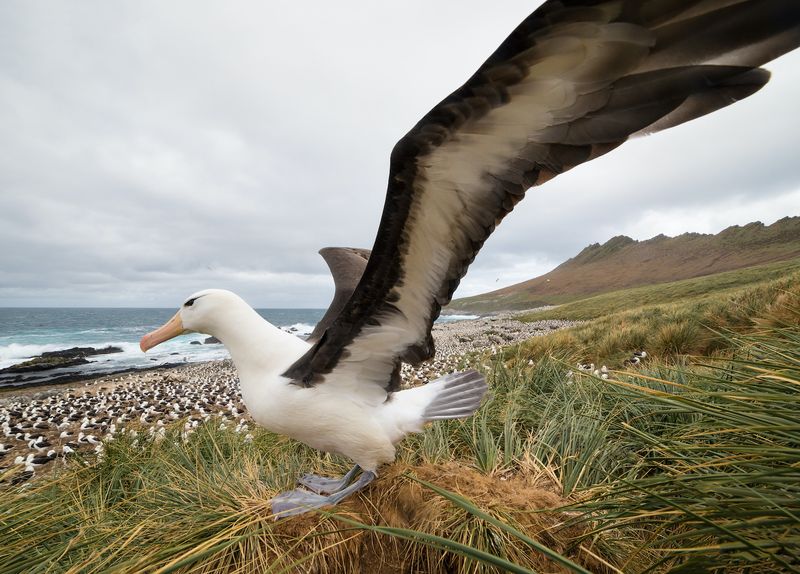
xmin=184 ymin=298 xmax=197 ymax=307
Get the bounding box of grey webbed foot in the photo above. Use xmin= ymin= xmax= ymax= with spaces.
xmin=271 ymin=469 xmax=376 ymax=518
xmin=297 ymin=465 xmax=360 ymax=494
xmin=271 ymin=489 xmax=334 ymax=517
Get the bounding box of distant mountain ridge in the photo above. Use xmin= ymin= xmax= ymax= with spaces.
xmin=449 ymin=216 xmax=800 ymax=313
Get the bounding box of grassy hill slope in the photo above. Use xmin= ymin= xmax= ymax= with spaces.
xmin=513 ymin=261 xmax=800 ymax=368
xmin=521 ymin=257 xmax=800 ymax=322
xmin=449 ymin=216 xmax=800 ymax=313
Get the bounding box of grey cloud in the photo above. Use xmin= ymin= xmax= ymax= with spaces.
xmin=1 ymin=1 xmax=799 ymax=307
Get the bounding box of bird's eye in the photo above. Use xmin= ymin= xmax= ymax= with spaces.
xmin=184 ymin=298 xmax=197 ymax=307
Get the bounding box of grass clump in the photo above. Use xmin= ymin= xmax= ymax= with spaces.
xmin=567 ymin=327 xmax=800 ymax=572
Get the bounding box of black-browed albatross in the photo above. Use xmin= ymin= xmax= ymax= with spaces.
xmin=141 ymin=0 xmax=800 ymax=517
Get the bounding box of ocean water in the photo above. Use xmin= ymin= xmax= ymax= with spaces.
xmin=0 ymin=308 xmax=478 ymax=388
xmin=0 ymin=308 xmax=325 ymax=387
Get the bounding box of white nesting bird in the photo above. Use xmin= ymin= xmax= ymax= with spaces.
xmin=141 ymin=0 xmax=800 ymax=517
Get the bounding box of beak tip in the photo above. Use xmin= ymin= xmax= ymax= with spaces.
xmin=139 ymin=311 xmax=184 ymax=354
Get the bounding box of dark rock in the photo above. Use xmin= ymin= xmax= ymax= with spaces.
xmin=41 ymin=346 xmax=122 ymax=359
xmin=0 ymin=345 xmax=122 ymax=375
xmin=1 ymin=356 xmax=90 ymax=374
xmin=203 ymin=337 xmax=221 ymax=344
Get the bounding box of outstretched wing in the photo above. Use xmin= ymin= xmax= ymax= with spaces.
xmin=285 ymin=0 xmax=800 ymax=394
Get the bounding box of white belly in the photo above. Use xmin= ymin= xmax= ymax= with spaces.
xmin=240 ymin=374 xmax=396 ymax=471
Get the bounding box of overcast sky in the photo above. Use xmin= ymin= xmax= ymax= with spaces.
xmin=2 ymin=1 xmax=799 ymax=309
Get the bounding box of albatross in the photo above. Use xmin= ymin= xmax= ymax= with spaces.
xmin=140 ymin=0 xmax=800 ymax=517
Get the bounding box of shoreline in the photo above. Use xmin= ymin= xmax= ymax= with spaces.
xmin=0 ymin=311 xmax=574 ymax=481
xmin=0 ymin=362 xmax=188 ymax=396
xmin=0 ymin=309 xmax=577 ymax=402
xmin=2 ymin=309 xmax=567 ymax=398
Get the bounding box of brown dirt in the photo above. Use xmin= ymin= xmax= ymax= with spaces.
xmin=265 ymin=462 xmax=603 ymax=574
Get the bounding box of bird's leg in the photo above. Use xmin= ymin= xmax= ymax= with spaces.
xmin=271 ymin=469 xmax=376 ymax=518
xmin=297 ymin=464 xmax=360 ymax=494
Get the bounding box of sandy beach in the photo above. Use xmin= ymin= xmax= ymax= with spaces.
xmin=0 ymin=312 xmax=574 ymax=479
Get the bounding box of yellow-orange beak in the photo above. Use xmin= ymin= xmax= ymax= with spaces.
xmin=140 ymin=312 xmax=188 ymax=352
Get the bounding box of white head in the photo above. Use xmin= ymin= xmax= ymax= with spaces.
xmin=139 ymin=289 xmax=247 ymax=352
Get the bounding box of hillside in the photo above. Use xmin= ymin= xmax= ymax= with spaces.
xmin=449 ymin=216 xmax=800 ymax=313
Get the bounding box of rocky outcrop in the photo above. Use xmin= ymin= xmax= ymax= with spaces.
xmin=0 ymin=346 xmax=123 ymax=374
xmin=41 ymin=346 xmax=122 ymax=358
xmin=2 ymin=356 xmax=91 ymax=373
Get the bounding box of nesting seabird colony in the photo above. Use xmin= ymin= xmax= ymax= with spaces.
xmin=0 ymin=362 xmax=243 ymax=482
xmin=8 ymin=1 xmax=800 ymax=516
xmin=0 ymin=315 xmax=568 ymax=484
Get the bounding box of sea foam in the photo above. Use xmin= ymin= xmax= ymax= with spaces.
xmin=0 ymin=343 xmax=67 ymax=369
xmin=279 ymin=323 xmax=315 ymax=338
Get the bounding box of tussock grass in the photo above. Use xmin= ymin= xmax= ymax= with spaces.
xmin=2 ymin=283 xmax=799 ymax=572
xmin=565 ymin=327 xmax=800 ymax=572
xmin=373 ymin=322 xmax=800 ymax=572
xmin=0 ymin=396 xmax=584 ymax=573
xmin=515 ymin=271 xmax=800 ymax=366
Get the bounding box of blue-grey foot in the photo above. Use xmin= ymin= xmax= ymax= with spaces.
xmin=271 ymin=470 xmax=376 ymax=518
xmin=297 ymin=464 xmax=360 ymax=494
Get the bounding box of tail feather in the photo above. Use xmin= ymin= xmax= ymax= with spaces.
xmin=422 ymin=370 xmax=487 ymax=422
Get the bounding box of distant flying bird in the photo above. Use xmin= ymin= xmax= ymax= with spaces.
xmin=141 ymin=1 xmax=800 ymax=517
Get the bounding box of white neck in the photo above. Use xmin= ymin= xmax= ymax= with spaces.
xmin=209 ymin=304 xmax=310 ymax=383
